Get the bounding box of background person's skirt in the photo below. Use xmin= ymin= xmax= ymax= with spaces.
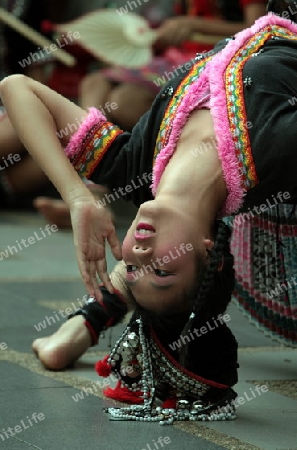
xmin=229 ymin=204 xmax=297 ymax=347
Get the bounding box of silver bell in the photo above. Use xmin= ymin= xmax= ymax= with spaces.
xmin=176 ymin=399 xmax=190 ymax=410
xmin=190 ymin=400 xmax=205 ymax=415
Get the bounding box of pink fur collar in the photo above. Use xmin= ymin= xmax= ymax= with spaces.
xmin=152 ymin=13 xmax=297 ymax=216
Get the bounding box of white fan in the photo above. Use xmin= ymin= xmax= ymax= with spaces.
xmin=55 ymin=9 xmax=156 ymax=68
xmin=55 ymin=9 xmax=225 ymax=69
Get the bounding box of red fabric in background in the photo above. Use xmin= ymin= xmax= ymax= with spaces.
xmin=48 ymin=44 xmax=94 ymax=99
xmin=177 ymin=0 xmax=220 ymax=55
xmin=174 ymin=0 xmax=216 ymax=17
xmin=240 ymin=0 xmax=267 ymax=5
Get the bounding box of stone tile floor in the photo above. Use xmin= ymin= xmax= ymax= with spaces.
xmin=0 ymin=206 xmax=296 ymax=450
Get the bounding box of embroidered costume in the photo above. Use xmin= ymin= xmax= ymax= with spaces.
xmin=70 ymin=286 xmax=239 ymax=424
xmin=66 ymin=14 xmax=297 ymax=215
xmin=66 ymin=13 xmax=297 ymax=423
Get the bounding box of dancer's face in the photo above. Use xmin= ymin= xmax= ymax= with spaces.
xmin=122 ymin=200 xmax=213 ymax=314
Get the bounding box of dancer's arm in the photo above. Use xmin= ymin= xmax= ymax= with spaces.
xmin=156 ymin=2 xmax=266 ymax=46
xmin=79 ymin=261 xmax=135 ymax=346
xmin=0 ymin=75 xmax=89 ymax=204
xmin=0 ymin=75 xmax=157 ymax=298
xmin=0 ymin=74 xmax=123 ymax=299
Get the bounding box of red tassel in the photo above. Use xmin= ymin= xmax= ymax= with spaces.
xmin=41 ymin=20 xmax=54 ymax=33
xmin=95 ymin=355 xmax=112 ymax=377
xmin=104 ymin=381 xmax=144 ymax=404
xmin=161 ymin=398 xmax=177 ymax=409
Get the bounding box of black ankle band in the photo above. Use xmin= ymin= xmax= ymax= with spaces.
xmin=68 ymin=287 xmax=128 ymax=345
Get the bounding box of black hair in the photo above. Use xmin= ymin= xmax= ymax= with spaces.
xmin=189 ymin=219 xmax=235 ymax=321
xmin=177 ymin=220 xmax=235 ymax=367
xmin=124 ymin=220 xmax=235 ymax=369
xmin=267 ymin=0 xmax=297 ymax=22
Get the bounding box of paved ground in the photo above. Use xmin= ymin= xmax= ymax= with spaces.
xmin=0 ymin=203 xmax=296 ymax=450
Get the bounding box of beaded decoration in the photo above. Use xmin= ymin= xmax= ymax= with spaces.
xmin=103 ymin=316 xmax=237 ymax=425
xmin=153 ymin=54 xmax=213 ymax=165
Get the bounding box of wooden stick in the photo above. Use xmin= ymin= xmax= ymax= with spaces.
xmin=0 ymin=7 xmax=76 ymax=66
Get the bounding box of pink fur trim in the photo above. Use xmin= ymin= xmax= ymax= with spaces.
xmin=209 ymin=13 xmax=297 ymax=215
xmin=253 ymin=12 xmax=297 ymax=34
xmin=152 ymin=14 xmax=297 ymax=216
xmin=64 ymin=107 xmax=106 ymax=160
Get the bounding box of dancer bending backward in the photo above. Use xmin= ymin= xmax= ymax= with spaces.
xmin=0 ymin=0 xmax=295 ymax=422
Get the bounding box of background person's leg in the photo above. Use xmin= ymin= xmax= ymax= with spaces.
xmin=0 ymin=116 xmax=53 ymax=206
xmin=107 ymin=83 xmax=156 ymax=131
xmin=79 ymin=72 xmax=114 ymax=112
xmin=0 ymin=115 xmax=25 ymax=159
xmin=4 ymin=156 xmax=51 ymax=195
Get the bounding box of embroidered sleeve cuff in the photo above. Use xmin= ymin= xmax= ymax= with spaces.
xmin=64 ymin=107 xmax=123 ymax=178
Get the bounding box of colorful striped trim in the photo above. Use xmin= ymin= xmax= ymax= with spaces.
xmin=233 ymin=287 xmax=297 ymax=346
xmin=230 ymin=201 xmax=297 ymax=346
xmin=71 ymin=122 xmax=123 ymax=178
xmin=153 ymin=56 xmax=212 ymax=165
xmin=210 ymin=14 xmax=297 ymax=215
xmin=226 ymin=26 xmax=297 ymax=192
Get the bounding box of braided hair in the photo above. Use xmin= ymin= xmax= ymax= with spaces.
xmin=190 ymin=219 xmax=234 ymax=321
xmin=178 ymin=219 xmax=235 ymax=367
xmin=267 ymin=0 xmax=297 ymax=22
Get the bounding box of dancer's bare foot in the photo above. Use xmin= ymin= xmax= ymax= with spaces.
xmin=34 ymin=196 xmax=72 ymax=229
xmin=32 ymin=315 xmax=92 ymax=370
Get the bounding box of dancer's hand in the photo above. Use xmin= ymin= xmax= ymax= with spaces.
xmin=156 ymin=17 xmax=198 ymax=47
xmin=69 ymin=198 xmax=122 ymax=300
